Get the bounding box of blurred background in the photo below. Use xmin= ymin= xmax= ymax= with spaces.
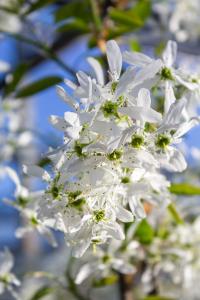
xmin=1 ymin=1 xmax=200 ymax=299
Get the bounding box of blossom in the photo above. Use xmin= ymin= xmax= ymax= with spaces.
xmin=4 ymin=167 xmax=57 ymax=247
xmin=22 ymin=39 xmax=199 ymax=258
xmin=0 ymin=249 xmax=20 ymax=299
xmin=123 ymin=40 xmax=197 ymax=113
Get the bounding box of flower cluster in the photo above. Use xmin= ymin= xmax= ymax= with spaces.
xmin=153 ymin=0 xmax=200 ymax=42
xmin=21 ymin=40 xmax=199 ymax=258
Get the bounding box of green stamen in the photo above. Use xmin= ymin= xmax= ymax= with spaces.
xmin=107 ymin=149 xmax=123 ymax=161
xmin=94 ymin=210 xmax=105 ymax=222
xmin=155 ymin=134 xmax=170 ymax=149
xmin=121 ymin=176 xmax=130 ymax=184
xmin=161 ymin=67 xmax=174 ymax=81
xmin=131 ymin=134 xmax=144 ymax=148
xmin=102 ymin=101 xmax=118 ymax=118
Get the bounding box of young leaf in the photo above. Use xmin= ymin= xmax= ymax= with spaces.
xmin=30 ymin=286 xmax=54 ymax=300
xmin=109 ymin=8 xmax=143 ymax=28
xmin=54 ymin=1 xmax=91 ymax=23
xmin=168 ymin=203 xmax=184 ymax=225
xmin=109 ymin=0 xmax=151 ymax=29
xmin=170 ymin=183 xmax=200 ymax=195
xmin=135 ymin=219 xmax=154 ymax=245
xmin=16 ymin=76 xmax=62 ymax=98
xmin=131 ymin=0 xmax=151 ymax=20
xmin=57 ymin=19 xmax=90 ymax=34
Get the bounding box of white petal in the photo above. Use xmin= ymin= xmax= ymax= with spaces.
xmin=75 ymin=263 xmax=97 ymax=284
xmin=162 ymin=40 xmax=177 ymax=67
xmin=15 ymin=227 xmax=31 ymax=238
xmin=134 ymin=59 xmax=163 ymax=87
xmin=64 ymin=78 xmax=77 ymax=90
xmin=119 ymin=106 xmax=162 ymax=123
xmin=0 ymin=249 xmax=13 ymax=274
xmin=64 ymin=112 xmax=80 ymax=127
xmin=49 ymin=115 xmax=66 ymax=131
xmin=0 ymin=60 xmax=10 ymax=72
xmin=164 ymin=81 xmax=176 ymax=114
xmin=71 ymin=238 xmax=91 ymax=258
xmin=129 ymin=197 xmax=146 ymax=219
xmin=115 ymin=66 xmax=136 ymax=97
xmin=104 ymin=222 xmax=125 ymax=240
xmin=162 ymin=97 xmax=186 ymax=126
xmin=174 ymin=73 xmax=198 ymax=90
xmin=123 ymin=51 xmax=152 ymax=67
xmin=116 ymin=206 xmax=133 ymax=222
xmin=173 ymin=117 xmax=200 ymax=139
xmin=106 ymin=40 xmax=122 ymax=81
xmin=87 ymin=57 xmax=105 ymax=85
xmin=4 ymin=167 xmax=21 ymax=197
xmin=65 ymin=126 xmax=81 ymax=140
xmin=137 ymin=88 xmax=151 ymax=108
xmin=23 ymin=165 xmax=51 ymax=182
xmin=167 ymin=147 xmax=187 ymax=172
xmin=56 ymin=85 xmax=78 ymax=109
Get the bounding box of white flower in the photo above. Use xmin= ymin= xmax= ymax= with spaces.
xmin=0 ymin=249 xmax=20 ymax=299
xmin=123 ymin=40 xmax=196 ymax=113
xmin=4 ymin=168 xmax=57 ymax=247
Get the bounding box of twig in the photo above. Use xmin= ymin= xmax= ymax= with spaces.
xmin=119 ymin=273 xmax=135 ymax=300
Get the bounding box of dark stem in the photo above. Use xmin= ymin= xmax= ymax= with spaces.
xmin=119 ymin=274 xmax=135 ymax=300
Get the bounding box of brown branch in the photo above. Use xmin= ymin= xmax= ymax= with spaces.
xmin=119 ymin=274 xmax=135 ymax=300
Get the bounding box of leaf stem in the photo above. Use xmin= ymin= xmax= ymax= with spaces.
xmin=89 ymin=0 xmax=102 ymax=33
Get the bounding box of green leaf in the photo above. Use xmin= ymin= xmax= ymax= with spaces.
xmin=168 ymin=203 xmax=184 ymax=225
xmin=4 ymin=63 xmax=28 ymax=96
xmin=109 ymin=8 xmax=143 ymax=28
xmin=130 ymin=39 xmax=142 ymax=52
xmin=30 ymin=286 xmax=54 ymax=300
xmin=54 ymin=0 xmax=91 ymax=23
xmin=106 ymin=25 xmax=136 ymax=40
xmin=57 ymin=19 xmax=89 ymax=34
xmin=93 ymin=274 xmax=118 ymax=287
xmin=170 ymin=183 xmax=200 ymax=195
xmin=135 ymin=219 xmax=154 ymax=245
xmin=16 ymin=76 xmax=62 ymax=98
xmin=131 ymin=0 xmax=151 ymax=20
xmin=24 ymin=0 xmax=56 ymax=15
xmin=109 ymin=0 xmax=151 ymax=29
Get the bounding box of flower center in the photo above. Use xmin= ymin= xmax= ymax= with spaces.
xmin=161 ymin=67 xmax=174 ymax=81
xmin=102 ymin=100 xmax=118 ymax=118
xmin=121 ymin=176 xmax=130 ymax=184
xmin=131 ymin=134 xmax=144 ymax=148
xmin=155 ymin=134 xmax=170 ymax=149
xmin=94 ymin=210 xmax=105 ymax=222
xmin=107 ymin=149 xmax=123 ymax=161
